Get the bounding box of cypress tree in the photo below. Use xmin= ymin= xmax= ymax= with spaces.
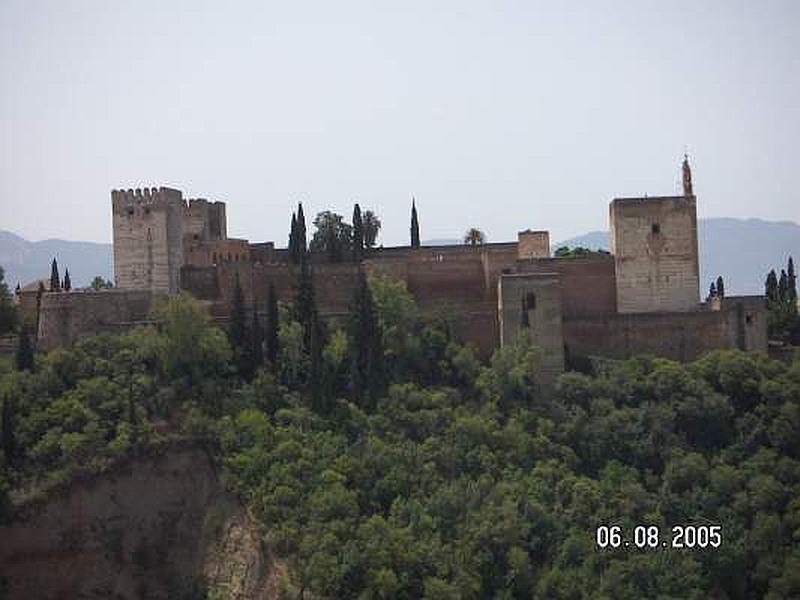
xmin=779 ymin=269 xmax=788 ymax=303
xmin=266 ymin=282 xmax=280 ymax=365
xmin=410 ymin=199 xmax=420 ymax=248
xmin=295 ymin=256 xmax=317 ymax=350
xmin=15 ymin=323 xmax=34 ymax=372
xmin=1 ymin=396 xmax=15 ymax=467
xmin=229 ymin=272 xmax=248 ymax=375
xmin=709 ymin=281 xmax=716 ymax=298
xmin=63 ymin=269 xmax=71 ymax=291
xmin=788 ymin=257 xmax=797 ymax=313
xmin=35 ymin=282 xmax=45 ymax=337
xmin=297 ymin=202 xmax=307 ymax=257
xmin=50 ymin=258 xmax=60 ymax=292
xmin=309 ymin=315 xmax=331 ymax=415
xmin=716 ymin=275 xmax=725 ymax=299
xmin=766 ymin=269 xmax=778 ymax=304
xmin=251 ymin=308 xmax=264 ymax=373
xmin=349 ymin=270 xmax=385 ymax=412
xmin=352 ymin=203 xmax=364 ymax=262
xmin=289 ymin=212 xmax=298 ymax=263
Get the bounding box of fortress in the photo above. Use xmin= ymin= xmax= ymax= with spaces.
xmin=31 ymin=158 xmax=768 ymax=381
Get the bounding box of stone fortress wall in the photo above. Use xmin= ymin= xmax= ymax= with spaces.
xmin=34 ymin=158 xmax=769 ymax=380
xmin=611 ymin=195 xmax=700 ymax=313
xmin=36 ymin=289 xmax=156 ymax=351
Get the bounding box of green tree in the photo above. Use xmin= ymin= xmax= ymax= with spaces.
xmin=0 ymin=266 xmax=18 ymax=334
xmin=310 ymin=211 xmax=352 ymax=262
xmin=410 ymin=199 xmax=420 ymax=248
xmin=63 ymin=269 xmax=72 ymax=291
xmin=50 ymin=258 xmax=60 ymax=291
xmin=251 ymin=308 xmax=264 ymax=374
xmin=288 ymin=211 xmax=298 ymax=263
xmin=15 ymin=323 xmax=34 ymax=372
xmin=369 ymin=273 xmax=419 ymax=376
xmin=352 ymin=203 xmax=364 ymax=262
xmin=788 ymin=256 xmax=797 ymax=314
xmin=463 ymin=228 xmax=485 ymax=246
xmin=716 ymin=275 xmax=725 ymax=298
xmin=766 ymin=269 xmax=778 ymax=304
xmin=229 ymin=273 xmax=249 ymax=377
xmin=363 ymin=209 xmax=381 ymax=249
xmin=1 ymin=396 xmax=15 ymax=467
xmin=297 ymin=202 xmax=307 ymax=256
xmin=349 ymin=270 xmax=385 ymax=411
xmin=266 ymin=282 xmax=280 ymax=365
xmin=90 ymin=276 xmax=113 ymax=290
xmin=295 ymin=256 xmax=318 ymax=351
xmin=477 ymin=337 xmax=541 ymax=412
xmin=309 ymin=316 xmax=332 ymax=415
xmin=152 ymin=294 xmax=232 ymax=389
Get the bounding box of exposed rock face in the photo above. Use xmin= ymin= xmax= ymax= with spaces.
xmin=0 ymin=445 xmax=272 ymax=599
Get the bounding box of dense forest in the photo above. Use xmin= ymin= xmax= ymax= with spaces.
xmin=1 ymin=268 xmax=799 ymax=599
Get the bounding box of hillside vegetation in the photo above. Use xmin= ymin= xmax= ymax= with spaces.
xmin=1 ymin=278 xmax=799 ymax=599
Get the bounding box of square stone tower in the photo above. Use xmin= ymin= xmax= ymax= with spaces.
xmin=610 ymin=158 xmax=700 ymax=313
xmin=498 ymin=272 xmax=565 ymax=386
xmin=112 ymin=187 xmax=185 ymax=294
xmin=517 ymin=230 xmax=550 ymax=259
xmin=610 ymin=196 xmax=699 ymax=313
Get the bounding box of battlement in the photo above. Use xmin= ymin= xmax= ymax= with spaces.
xmin=111 ymin=187 xmax=184 ymax=215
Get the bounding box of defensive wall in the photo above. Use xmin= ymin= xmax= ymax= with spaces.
xmin=562 ymin=296 xmax=767 ymax=362
xmin=34 ymin=166 xmax=769 ymax=372
xmin=36 ymin=289 xmax=157 ymax=350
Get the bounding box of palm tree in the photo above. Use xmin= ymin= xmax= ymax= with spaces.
xmin=463 ymin=228 xmax=485 ymax=246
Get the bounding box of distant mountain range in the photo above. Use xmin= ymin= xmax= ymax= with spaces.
xmin=1 ymin=218 xmax=796 ymax=295
xmin=0 ymin=231 xmax=112 ymax=290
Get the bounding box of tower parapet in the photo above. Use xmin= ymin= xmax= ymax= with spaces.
xmin=112 ymin=186 xmax=185 ymax=294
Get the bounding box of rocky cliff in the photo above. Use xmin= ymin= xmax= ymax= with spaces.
xmin=0 ymin=444 xmax=275 ymax=599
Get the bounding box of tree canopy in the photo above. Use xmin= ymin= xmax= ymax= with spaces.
xmin=1 ymin=274 xmax=799 ymax=599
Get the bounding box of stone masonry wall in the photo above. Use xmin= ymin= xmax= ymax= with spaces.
xmin=112 ymin=188 xmax=184 ymax=294
xmin=611 ymin=196 xmax=699 ymax=313
xmin=37 ymin=289 xmax=156 ymax=350
xmin=563 ymin=298 xmax=768 ymax=362
xmin=498 ymin=273 xmax=565 ymax=386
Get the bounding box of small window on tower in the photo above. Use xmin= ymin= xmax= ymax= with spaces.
xmin=651 ymin=223 xmax=661 ymax=234
xmin=525 ymin=292 xmax=537 ymax=310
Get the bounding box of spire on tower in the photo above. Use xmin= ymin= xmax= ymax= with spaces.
xmin=682 ymin=153 xmax=693 ymax=197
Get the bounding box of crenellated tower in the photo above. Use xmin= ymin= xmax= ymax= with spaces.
xmin=111 ymin=187 xmax=185 ymax=294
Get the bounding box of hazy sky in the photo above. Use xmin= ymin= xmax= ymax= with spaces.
xmin=1 ymin=1 xmax=798 ymax=247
